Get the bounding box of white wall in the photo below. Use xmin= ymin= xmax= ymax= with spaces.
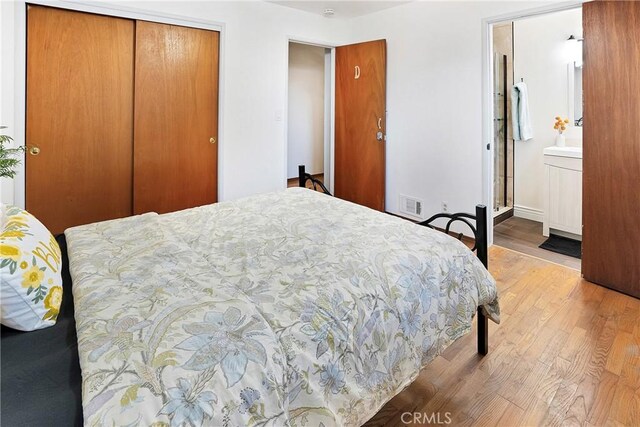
xmin=343 ymin=1 xmax=552 ymax=222
xmin=0 ymin=0 xmax=17 ymax=205
xmin=287 ymin=42 xmax=325 ymax=178
xmin=0 ymin=0 xmax=348 ymax=205
xmin=513 ymin=8 xmax=582 ymax=221
xmin=2 ymin=0 xmax=578 ymax=232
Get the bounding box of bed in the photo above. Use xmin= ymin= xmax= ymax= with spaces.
xmin=1 ymin=183 xmax=499 ymax=426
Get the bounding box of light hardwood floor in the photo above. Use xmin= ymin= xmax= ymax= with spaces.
xmin=365 ymin=245 xmax=640 ymax=426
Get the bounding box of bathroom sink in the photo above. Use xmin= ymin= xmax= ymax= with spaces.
xmin=543 ymin=146 xmax=582 ymax=159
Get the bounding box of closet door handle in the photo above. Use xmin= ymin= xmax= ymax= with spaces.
xmin=209 ymin=137 xmax=216 ymax=144
xmin=29 ymin=146 xmax=41 ymax=156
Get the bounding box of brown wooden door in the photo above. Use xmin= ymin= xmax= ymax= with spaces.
xmin=583 ymin=1 xmax=640 ymax=296
xmin=133 ymin=21 xmax=219 ymax=215
xmin=26 ymin=6 xmax=134 ymax=234
xmin=335 ymin=40 xmax=386 ymax=211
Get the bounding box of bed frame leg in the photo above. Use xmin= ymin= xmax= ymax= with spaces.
xmin=476 ymin=205 xmax=488 ymax=269
xmin=478 ymin=308 xmax=488 ymax=356
xmin=298 ymin=165 xmax=306 ymax=188
xmin=475 ymin=205 xmax=489 ymax=355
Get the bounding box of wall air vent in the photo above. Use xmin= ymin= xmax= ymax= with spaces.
xmin=399 ymin=195 xmax=423 ymax=218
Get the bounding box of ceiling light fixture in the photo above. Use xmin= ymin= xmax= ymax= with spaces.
xmin=323 ymin=8 xmax=335 ymax=17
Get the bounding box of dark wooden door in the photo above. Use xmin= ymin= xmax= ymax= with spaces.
xmin=583 ymin=1 xmax=640 ymax=296
xmin=335 ymin=40 xmax=386 ymax=211
xmin=26 ymin=6 xmax=134 ymax=234
xmin=133 ymin=21 xmax=219 ymax=215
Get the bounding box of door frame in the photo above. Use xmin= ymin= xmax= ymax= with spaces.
xmin=9 ymin=0 xmax=226 ymax=208
xmin=481 ymin=0 xmax=583 ymax=245
xmin=284 ymin=37 xmax=336 ymax=194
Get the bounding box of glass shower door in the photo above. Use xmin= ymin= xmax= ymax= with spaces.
xmin=493 ymin=52 xmax=508 ymax=214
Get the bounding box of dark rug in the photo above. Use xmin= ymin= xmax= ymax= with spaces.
xmin=539 ymin=234 xmax=582 ymax=259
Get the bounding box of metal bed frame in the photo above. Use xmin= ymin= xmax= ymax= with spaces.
xmin=297 ymin=165 xmax=332 ymax=195
xmin=298 ymin=164 xmax=489 ymax=355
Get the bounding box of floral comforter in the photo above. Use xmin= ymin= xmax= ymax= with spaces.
xmin=65 ymin=188 xmax=499 ymax=427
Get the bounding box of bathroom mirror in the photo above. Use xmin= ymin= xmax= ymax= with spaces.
xmin=568 ymin=63 xmax=583 ymax=126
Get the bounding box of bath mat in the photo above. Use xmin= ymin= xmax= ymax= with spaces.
xmin=539 ymin=235 xmax=581 ymax=259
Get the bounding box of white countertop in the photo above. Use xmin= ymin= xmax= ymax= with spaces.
xmin=543 ymin=146 xmax=583 ymax=159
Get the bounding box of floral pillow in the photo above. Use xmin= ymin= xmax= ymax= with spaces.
xmin=1 ymin=205 xmax=63 ymax=331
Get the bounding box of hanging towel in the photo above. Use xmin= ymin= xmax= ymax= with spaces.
xmin=511 ymin=81 xmax=533 ymax=141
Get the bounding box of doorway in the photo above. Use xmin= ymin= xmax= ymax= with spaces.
xmin=286 ymin=38 xmax=387 ymax=209
xmin=286 ymin=42 xmax=332 ymax=191
xmin=486 ymin=5 xmax=583 ymax=270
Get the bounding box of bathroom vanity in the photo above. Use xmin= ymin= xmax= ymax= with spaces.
xmin=543 ymin=146 xmax=582 ymax=239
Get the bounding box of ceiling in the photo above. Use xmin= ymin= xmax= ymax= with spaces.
xmin=268 ymin=1 xmax=412 ymax=19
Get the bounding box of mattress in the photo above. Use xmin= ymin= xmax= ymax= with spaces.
xmin=65 ymin=188 xmax=499 ymax=426
xmin=1 ymin=235 xmax=83 ymax=427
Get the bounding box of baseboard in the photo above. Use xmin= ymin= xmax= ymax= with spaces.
xmin=493 ymin=208 xmax=514 ymax=225
xmin=513 ymin=205 xmax=544 ymax=223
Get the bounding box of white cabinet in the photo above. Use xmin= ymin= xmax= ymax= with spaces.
xmin=543 ymin=147 xmax=582 ymax=238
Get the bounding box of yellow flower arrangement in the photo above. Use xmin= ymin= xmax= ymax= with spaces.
xmin=554 ymin=116 xmax=570 ymax=134
xmin=0 ymin=243 xmax=22 ymax=262
xmin=43 ymin=286 xmax=62 ymax=321
xmin=22 ymin=265 xmax=45 ymax=289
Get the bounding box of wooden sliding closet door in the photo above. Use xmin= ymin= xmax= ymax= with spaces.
xmin=134 ymin=22 xmax=219 ymax=215
xmin=26 ymin=6 xmax=134 ymax=234
xmin=583 ymin=1 xmax=640 ymax=296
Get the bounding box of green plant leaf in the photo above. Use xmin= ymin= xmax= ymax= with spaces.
xmin=0 ymin=126 xmax=25 ymax=179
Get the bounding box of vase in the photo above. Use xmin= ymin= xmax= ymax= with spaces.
xmin=555 ymin=133 xmax=566 ymax=147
